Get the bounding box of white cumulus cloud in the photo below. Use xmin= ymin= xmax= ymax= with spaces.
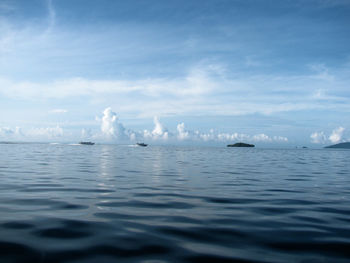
xmin=252 ymin=134 xmax=272 ymax=142
xmin=143 ymin=117 xmax=169 ymax=140
xmin=310 ymin=131 xmax=327 ymax=144
xmin=99 ymin=107 xmax=139 ymax=141
xmin=217 ymin=132 xmax=249 ymax=142
xmin=101 ymin=107 xmax=128 ymax=140
xmin=273 ymin=136 xmax=288 ymax=142
xmin=329 ymin=126 xmax=345 ymax=143
xmin=177 ymin=123 xmax=190 ymax=140
xmin=310 ymin=127 xmax=346 ymax=144
xmin=216 ymin=132 xmax=287 ymax=143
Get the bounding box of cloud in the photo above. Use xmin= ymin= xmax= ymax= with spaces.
xmin=0 ymin=63 xmax=216 ymax=99
xmin=49 ymin=109 xmax=68 ymax=114
xmin=46 ymin=0 xmax=56 ymax=33
xmin=26 ymin=126 xmax=63 ymax=139
xmin=310 ymin=127 xmax=346 ymax=144
xmin=0 ymin=125 xmax=64 ymax=141
xmin=308 ymin=63 xmax=335 ymax=81
xmin=329 ymin=126 xmax=345 ymax=143
xmin=0 ymin=126 xmax=24 ymax=139
xmin=81 ymin=128 xmax=92 ymax=139
xmin=96 ymin=107 xmax=289 ymax=144
xmin=216 ymin=132 xmax=287 ymax=143
xmin=310 ymin=131 xmax=327 ymax=144
xmin=143 ymin=117 xmax=169 ymax=140
xmin=199 ymin=129 xmax=216 ymax=142
xmin=1 ymin=60 xmax=349 ymax=119
xmin=99 ymin=107 xmax=139 ymax=142
xmin=0 ymin=2 xmax=15 ymax=12
xmin=1 ymin=1 xmax=349 ymax=145
xmin=142 ymin=118 xmax=289 ymax=143
xmin=101 ymin=107 xmax=127 ymax=139
xmin=1 ymin=109 xmax=290 ymax=144
xmin=273 ymin=136 xmax=289 ymax=142
xmin=0 ymin=127 xmax=14 ymax=137
xmin=252 ymin=134 xmax=271 ymax=142
xmin=245 ymin=56 xmax=261 ymax=67
xmin=177 ymin=123 xmax=190 ymax=140
xmin=217 ymin=132 xmax=249 ymax=142
xmin=1 ymin=0 xmax=350 ymax=129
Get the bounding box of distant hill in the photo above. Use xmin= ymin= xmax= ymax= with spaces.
xmin=324 ymin=142 xmax=350 ymax=149
xmin=227 ymin=142 xmax=255 ymax=147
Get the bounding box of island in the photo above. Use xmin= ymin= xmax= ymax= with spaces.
xmin=227 ymin=142 xmax=255 ymax=147
xmin=79 ymin=141 xmax=95 ymax=145
xmin=324 ymin=142 xmax=350 ymax=149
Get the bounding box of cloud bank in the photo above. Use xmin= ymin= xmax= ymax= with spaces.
xmin=1 ymin=107 xmax=290 ymax=144
xmin=0 ymin=125 xmax=63 ymax=141
xmin=96 ymin=107 xmax=288 ymax=144
xmin=311 ymin=126 xmax=346 ymax=144
xmin=11 ymin=107 xmax=350 ymax=147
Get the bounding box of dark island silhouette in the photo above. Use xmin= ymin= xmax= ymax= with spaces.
xmin=324 ymin=142 xmax=350 ymax=149
xmin=227 ymin=142 xmax=255 ymax=147
xmin=79 ymin=141 xmax=95 ymax=145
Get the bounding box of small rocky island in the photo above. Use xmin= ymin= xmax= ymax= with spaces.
xmin=79 ymin=141 xmax=95 ymax=145
xmin=227 ymin=142 xmax=255 ymax=147
xmin=324 ymin=142 xmax=350 ymax=149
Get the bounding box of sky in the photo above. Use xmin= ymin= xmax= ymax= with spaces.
xmin=0 ymin=0 xmax=349 ymax=146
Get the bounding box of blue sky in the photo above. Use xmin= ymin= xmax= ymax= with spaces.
xmin=0 ymin=0 xmax=349 ymax=145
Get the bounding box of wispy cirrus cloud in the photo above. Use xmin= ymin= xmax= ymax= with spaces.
xmin=1 ymin=62 xmax=349 ymax=119
xmin=46 ymin=0 xmax=56 ymax=33
xmin=0 ymin=1 xmax=15 ymax=13
xmin=49 ymin=109 xmax=68 ymax=114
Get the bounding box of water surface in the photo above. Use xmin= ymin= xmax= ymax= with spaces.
xmin=0 ymin=143 xmax=350 ymax=262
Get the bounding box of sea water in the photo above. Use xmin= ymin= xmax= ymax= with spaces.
xmin=0 ymin=143 xmax=350 ymax=262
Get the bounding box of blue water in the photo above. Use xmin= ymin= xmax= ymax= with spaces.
xmin=0 ymin=143 xmax=350 ymax=262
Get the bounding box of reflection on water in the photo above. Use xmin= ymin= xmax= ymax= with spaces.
xmin=0 ymin=143 xmax=350 ymax=262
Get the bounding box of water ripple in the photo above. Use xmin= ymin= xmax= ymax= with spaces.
xmin=0 ymin=144 xmax=350 ymax=262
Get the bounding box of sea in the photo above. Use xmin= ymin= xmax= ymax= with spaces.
xmin=0 ymin=143 xmax=350 ymax=263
